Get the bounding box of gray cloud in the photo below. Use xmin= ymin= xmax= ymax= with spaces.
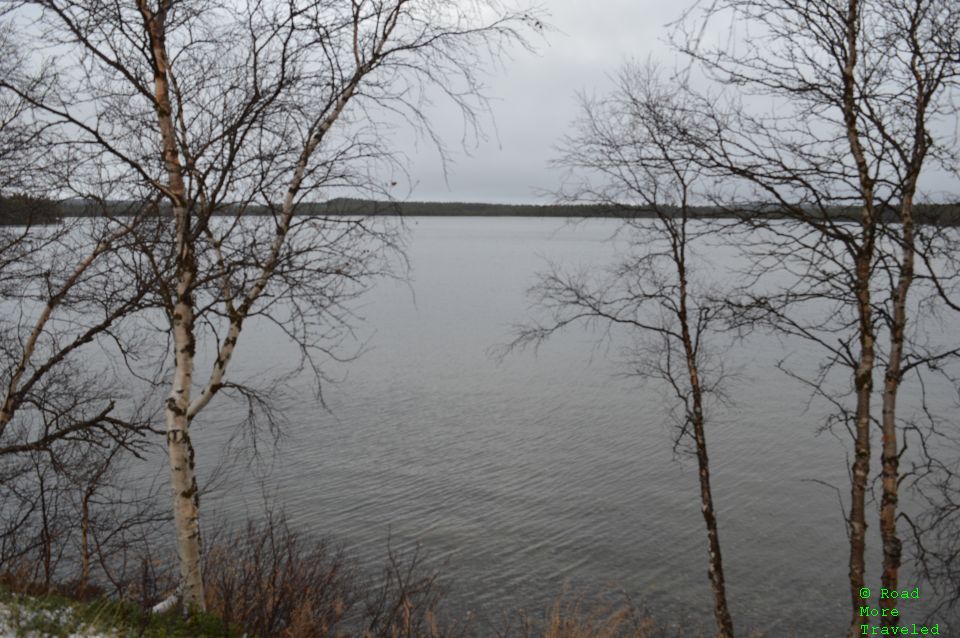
xmin=380 ymin=0 xmax=959 ymax=205
xmin=384 ymin=0 xmax=687 ymax=204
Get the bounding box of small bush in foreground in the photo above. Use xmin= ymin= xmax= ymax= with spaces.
xmin=203 ymin=513 xmax=355 ymax=638
xmin=203 ymin=513 xmax=463 ymax=638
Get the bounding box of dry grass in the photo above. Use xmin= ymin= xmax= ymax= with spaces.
xmin=202 ymin=513 xmax=465 ymax=638
xmin=494 ymin=590 xmax=705 ymax=638
xmin=202 ymin=513 xmax=355 ymax=638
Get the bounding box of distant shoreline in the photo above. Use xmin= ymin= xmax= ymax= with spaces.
xmin=2 ymin=196 xmax=959 ymax=225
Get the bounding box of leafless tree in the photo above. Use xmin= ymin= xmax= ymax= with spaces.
xmin=0 ymin=14 xmax=163 ymax=513
xmin=0 ymin=16 xmax=172 ymax=611
xmin=507 ymin=64 xmax=734 ymax=637
xmin=0 ymin=419 xmax=169 ymax=596
xmin=0 ymin=19 xmax=41 ymax=197
xmin=3 ymin=0 xmax=542 ymax=613
xmin=673 ymin=0 xmax=960 ymax=631
xmin=909 ymin=439 xmax=960 ymax=622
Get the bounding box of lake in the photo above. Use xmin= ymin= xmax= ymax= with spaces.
xmin=184 ymin=217 xmax=950 ymax=635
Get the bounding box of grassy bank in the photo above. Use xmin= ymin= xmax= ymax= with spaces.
xmin=0 ymin=589 xmax=232 ymax=637
xmin=0 ymin=582 xmax=704 ymax=638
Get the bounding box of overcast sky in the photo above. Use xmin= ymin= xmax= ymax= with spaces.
xmin=382 ymin=0 xmax=959 ymax=205
xmin=388 ymin=0 xmax=691 ymax=204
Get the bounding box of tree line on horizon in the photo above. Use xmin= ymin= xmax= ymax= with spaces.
xmin=4 ymin=194 xmax=960 ymax=225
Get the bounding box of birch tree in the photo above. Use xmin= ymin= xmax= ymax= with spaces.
xmin=0 ymin=16 xmax=157 ymax=461
xmin=0 ymin=18 xmax=169 ymax=601
xmin=3 ymin=0 xmax=539 ymax=613
xmin=509 ymin=64 xmax=735 ymax=638
xmin=675 ymin=0 xmax=960 ymax=630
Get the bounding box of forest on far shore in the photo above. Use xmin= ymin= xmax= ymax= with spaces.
xmin=3 ymin=194 xmax=960 ymax=225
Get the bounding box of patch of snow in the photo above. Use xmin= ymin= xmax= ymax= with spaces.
xmin=0 ymin=600 xmax=117 ymax=638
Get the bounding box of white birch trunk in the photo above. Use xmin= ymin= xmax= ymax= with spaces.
xmin=165 ymin=296 xmax=204 ymax=612
xmin=137 ymin=0 xmax=206 ymax=612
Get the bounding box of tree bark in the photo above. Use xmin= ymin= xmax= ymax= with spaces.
xmin=838 ymin=3 xmax=879 ymax=633
xmin=848 ymin=206 xmax=876 ymax=638
xmin=849 ymin=255 xmax=875 ymax=637
xmin=138 ymin=0 xmax=205 ymax=613
xmin=677 ymin=252 xmax=734 ymax=638
xmin=690 ymin=396 xmax=734 ymax=638
xmin=879 ymin=190 xmax=914 ymax=621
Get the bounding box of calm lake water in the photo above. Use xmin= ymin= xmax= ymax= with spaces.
xmin=184 ymin=217 xmax=950 ymax=636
